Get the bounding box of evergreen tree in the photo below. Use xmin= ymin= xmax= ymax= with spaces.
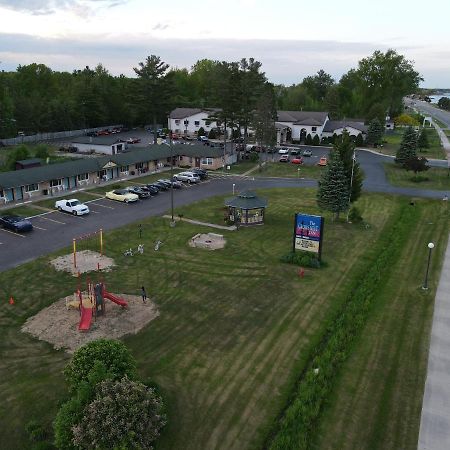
xmin=395 ymin=126 xmax=418 ymax=165
xmin=312 ymin=134 xmax=320 ymax=146
xmin=317 ymin=149 xmax=350 ymax=220
xmin=334 ymin=131 xmax=363 ymax=202
xmin=305 ymin=134 xmax=313 ymax=145
xmin=417 ymin=128 xmax=429 ymax=151
xmin=197 ymin=126 xmax=205 ymax=137
xmin=355 ymin=133 xmax=364 ymax=147
xmin=366 ymin=118 xmax=383 ymax=147
xmin=404 ymin=156 xmax=429 ymax=178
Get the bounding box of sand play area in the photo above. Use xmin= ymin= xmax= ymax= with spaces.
xmin=21 ymin=293 xmax=159 ymax=353
xmin=50 ymin=250 xmax=116 ymax=275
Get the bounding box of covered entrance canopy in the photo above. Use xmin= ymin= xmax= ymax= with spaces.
xmin=224 ymin=190 xmax=268 ymax=225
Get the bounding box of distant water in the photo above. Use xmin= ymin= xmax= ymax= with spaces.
xmin=429 ymin=92 xmax=450 ymax=103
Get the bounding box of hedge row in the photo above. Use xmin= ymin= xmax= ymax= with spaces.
xmin=280 ymin=251 xmax=321 ymax=269
xmin=267 ymin=204 xmax=416 ymax=450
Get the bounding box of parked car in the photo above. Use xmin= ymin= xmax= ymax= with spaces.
xmin=170 ymin=180 xmax=183 ymax=189
xmin=302 ymin=149 xmax=312 ymax=157
xmin=105 ymin=189 xmax=139 ymax=203
xmin=266 ymin=147 xmax=276 ymax=154
xmin=153 ymin=181 xmax=168 ymax=191
xmin=291 ymin=157 xmax=303 ymax=165
xmin=126 ymin=137 xmax=141 ymax=144
xmin=127 ymin=186 xmax=151 ymax=199
xmin=156 ymin=179 xmax=172 ymax=188
xmin=174 ymin=172 xmax=201 ymax=183
xmin=318 ymin=156 xmax=328 ymax=166
xmin=278 ymin=148 xmax=289 ymax=154
xmin=279 ymin=155 xmax=290 ymax=162
xmin=199 ymin=135 xmax=209 ymax=142
xmin=0 ymin=215 xmax=33 ymax=232
xmin=289 ymin=149 xmax=300 ymax=155
xmin=190 ymin=168 xmax=208 ymax=179
xmin=143 ymin=185 xmax=160 ymax=195
xmin=55 ymin=199 xmax=90 ymax=215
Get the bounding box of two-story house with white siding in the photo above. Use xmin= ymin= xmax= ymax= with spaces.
xmin=168 ymin=108 xmax=222 ymax=137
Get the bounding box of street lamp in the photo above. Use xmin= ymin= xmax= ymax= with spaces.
xmin=422 ymin=242 xmax=435 ymax=290
xmin=163 ymin=125 xmax=176 ymax=227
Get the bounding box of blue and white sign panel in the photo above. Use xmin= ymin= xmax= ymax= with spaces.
xmin=294 ymin=213 xmax=324 ymax=257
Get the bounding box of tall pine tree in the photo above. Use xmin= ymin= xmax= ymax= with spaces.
xmin=317 ymin=149 xmax=350 ymax=220
xmin=366 ymin=118 xmax=383 ymax=147
xmin=395 ymin=126 xmax=417 ymax=165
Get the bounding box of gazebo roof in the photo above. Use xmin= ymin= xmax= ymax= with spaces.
xmin=224 ymin=190 xmax=268 ymax=209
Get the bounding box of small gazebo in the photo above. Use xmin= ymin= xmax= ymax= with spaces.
xmin=224 ymin=190 xmax=268 ymax=225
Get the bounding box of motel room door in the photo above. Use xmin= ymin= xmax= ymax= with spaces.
xmin=195 ymin=157 xmax=200 ymax=167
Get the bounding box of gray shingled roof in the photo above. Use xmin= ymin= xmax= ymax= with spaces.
xmin=277 ymin=110 xmax=329 ymax=124
xmin=0 ymin=144 xmax=229 ymax=189
xmin=17 ymin=158 xmax=43 ymax=166
xmin=72 ymin=136 xmax=122 ymax=145
xmin=323 ymin=121 xmax=367 ymax=133
xmin=224 ymin=190 xmax=268 ymax=209
xmin=169 ymin=107 xmax=221 ymax=119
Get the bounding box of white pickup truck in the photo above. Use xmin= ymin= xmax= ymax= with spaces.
xmin=55 ymin=199 xmax=90 ymax=216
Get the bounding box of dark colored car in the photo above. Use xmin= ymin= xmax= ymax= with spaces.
xmin=144 ymin=184 xmax=160 ymax=195
xmin=170 ymin=180 xmax=183 ymax=189
xmin=127 ymin=186 xmax=151 ymax=199
xmin=153 ymin=181 xmax=168 ymax=191
xmin=157 ymin=179 xmax=172 ymax=188
xmin=191 ymin=168 xmax=208 ymax=179
xmin=0 ymin=215 xmax=33 ymax=232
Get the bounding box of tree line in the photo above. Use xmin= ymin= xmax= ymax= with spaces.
xmin=0 ymin=49 xmax=421 ymax=139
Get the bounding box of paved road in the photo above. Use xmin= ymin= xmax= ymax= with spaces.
xmin=405 ymin=98 xmax=450 ymax=128
xmin=0 ymin=149 xmax=448 ymax=273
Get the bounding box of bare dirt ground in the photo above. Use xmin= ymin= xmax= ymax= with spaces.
xmin=21 ymin=293 xmax=159 ymax=353
xmin=50 ymin=250 xmax=115 ymax=275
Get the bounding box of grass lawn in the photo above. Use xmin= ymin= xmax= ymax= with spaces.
xmin=226 ymin=161 xmax=258 ymax=174
xmin=315 ymin=199 xmax=449 ymax=450
xmin=0 ymin=205 xmax=44 ymax=217
xmin=0 ymin=189 xmax=447 ymax=449
xmin=256 ymin=161 xmax=324 ymax=179
xmin=382 ymin=128 xmax=446 ymax=160
xmin=384 ymin=163 xmax=450 ymax=191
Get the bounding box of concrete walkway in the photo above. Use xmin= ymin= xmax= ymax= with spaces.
xmin=418 ymin=232 xmax=450 ymax=450
xmin=162 ymin=215 xmax=237 ymax=230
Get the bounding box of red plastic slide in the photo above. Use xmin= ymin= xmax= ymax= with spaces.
xmin=103 ymin=290 xmax=128 ymax=307
xmin=78 ymin=306 xmax=93 ymax=331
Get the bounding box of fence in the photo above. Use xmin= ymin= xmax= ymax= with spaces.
xmin=0 ymin=125 xmax=123 ymax=146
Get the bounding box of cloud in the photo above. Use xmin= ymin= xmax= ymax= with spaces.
xmin=152 ymin=23 xmax=169 ymax=31
xmin=0 ymin=0 xmax=128 ymax=15
xmin=0 ymin=32 xmax=446 ymax=86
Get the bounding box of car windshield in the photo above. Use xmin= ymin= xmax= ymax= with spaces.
xmin=115 ymin=190 xmax=127 ymax=194
xmin=71 ymin=200 xmax=80 ymax=206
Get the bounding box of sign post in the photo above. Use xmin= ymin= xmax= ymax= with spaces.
xmin=293 ymin=213 xmax=324 ymax=261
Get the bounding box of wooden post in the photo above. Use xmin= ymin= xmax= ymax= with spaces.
xmin=73 ymin=238 xmax=77 ymax=269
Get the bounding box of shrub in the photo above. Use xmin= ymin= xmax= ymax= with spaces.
xmin=197 ymin=126 xmax=205 ymax=137
xmin=250 ymin=153 xmax=259 ymax=162
xmin=355 ymin=133 xmax=364 ymax=147
xmin=305 ymin=134 xmax=313 ymax=145
xmin=348 ymin=206 xmax=363 ymax=223
xmin=280 ymin=251 xmax=321 ymax=268
xmin=25 ymin=420 xmax=48 ymax=442
xmin=312 ymin=134 xmax=320 ymax=146
xmin=72 ymin=378 xmax=166 ymax=450
xmin=63 ymin=339 xmax=137 ymax=392
xmin=208 ymin=128 xmax=217 ymax=139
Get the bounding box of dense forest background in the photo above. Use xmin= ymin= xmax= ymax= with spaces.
xmin=0 ymin=49 xmax=421 ymax=139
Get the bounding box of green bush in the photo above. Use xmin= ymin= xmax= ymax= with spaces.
xmin=280 ymin=251 xmax=321 ymax=268
xmin=305 ymin=134 xmax=313 ymax=145
xmin=197 ymin=127 xmax=205 ymax=137
xmin=312 ymin=134 xmax=320 ymax=146
xmin=348 ymin=206 xmax=363 ymax=223
xmin=250 ymin=153 xmax=259 ymax=162
xmin=25 ymin=420 xmax=48 ymax=442
xmin=63 ymin=339 xmax=137 ymax=392
xmin=208 ymin=129 xmax=217 ymax=139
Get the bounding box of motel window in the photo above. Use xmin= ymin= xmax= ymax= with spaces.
xmin=175 ymin=129 xmax=181 ymax=134
xmin=205 ymin=120 xmax=211 ymax=126
xmin=175 ymin=119 xmax=180 ymax=125
xmin=50 ymin=179 xmax=62 ymax=187
xmin=77 ymin=173 xmax=88 ymax=181
xmin=135 ymin=163 xmax=144 ymax=170
xmin=120 ymin=165 xmax=129 ymax=173
xmin=312 ymin=127 xmax=317 ymax=132
xmin=97 ymin=170 xmax=107 ymax=178
xmin=194 ymin=121 xmax=200 ymax=127
xmin=25 ymin=183 xmax=39 ymax=192
xmin=201 ymin=158 xmax=213 ymax=165
xmin=184 ymin=120 xmax=189 ymax=125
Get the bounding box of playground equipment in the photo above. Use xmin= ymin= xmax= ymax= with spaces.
xmin=73 ymin=274 xmax=128 ymax=331
xmin=123 ymin=244 xmax=144 ymax=257
xmin=72 ymin=229 xmax=103 ymax=270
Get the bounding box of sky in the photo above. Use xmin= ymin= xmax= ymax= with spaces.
xmin=0 ymin=0 xmax=448 ymax=87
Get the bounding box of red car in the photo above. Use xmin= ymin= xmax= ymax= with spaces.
xmin=127 ymin=138 xmax=141 ymax=144
xmin=291 ymin=157 xmax=303 ymax=165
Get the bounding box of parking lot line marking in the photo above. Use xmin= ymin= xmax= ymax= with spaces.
xmin=40 ymin=217 xmax=66 ymax=225
xmin=89 ymin=210 xmax=100 ymax=214
xmin=0 ymin=242 xmax=3 ymax=245
xmin=88 ymin=202 xmax=114 ymax=209
xmin=33 ymin=225 xmax=47 ymax=231
xmin=0 ymin=229 xmax=26 ymax=238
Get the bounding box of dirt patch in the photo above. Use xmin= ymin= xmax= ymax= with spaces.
xmin=50 ymin=250 xmax=116 ymax=275
xmin=21 ymin=293 xmax=159 ymax=353
xmin=189 ymin=233 xmax=226 ymax=250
